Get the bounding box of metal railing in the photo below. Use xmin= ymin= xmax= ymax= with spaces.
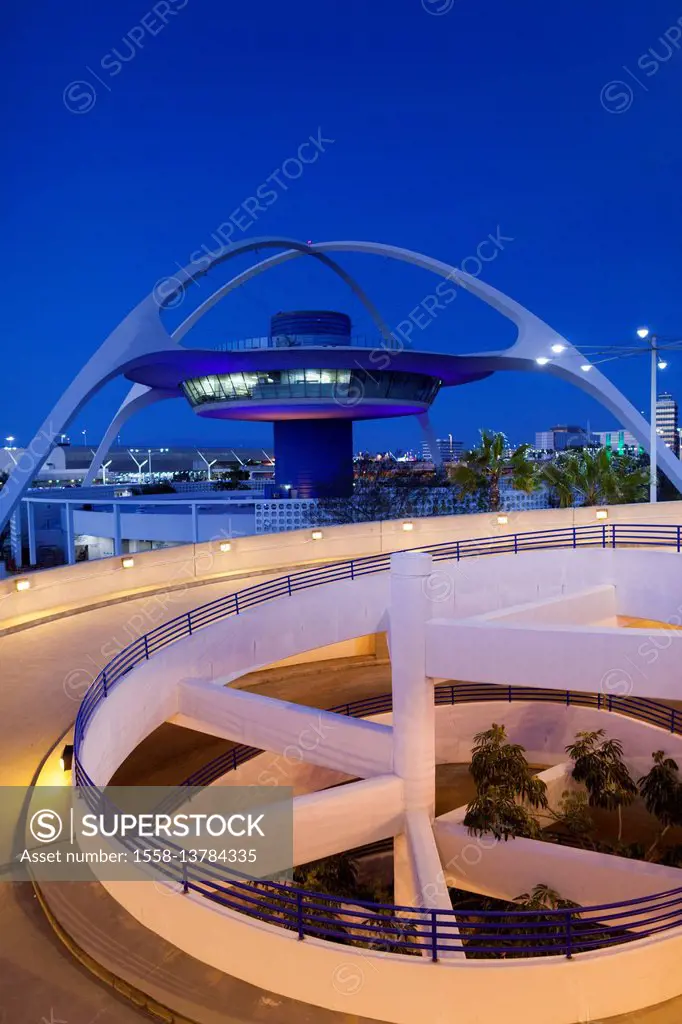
xmin=72 ymin=522 xmax=682 ymax=960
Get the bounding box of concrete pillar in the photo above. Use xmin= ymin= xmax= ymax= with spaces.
xmin=393 ymin=832 xmax=420 ymax=906
xmin=27 ymin=501 xmax=37 ymax=566
xmin=113 ymin=503 xmax=122 ymax=556
xmin=191 ymin=503 xmax=199 ymax=543
xmin=9 ymin=509 xmax=22 ymax=568
xmin=65 ymin=503 xmax=75 ymax=565
xmin=389 ymin=550 xmax=435 ymax=817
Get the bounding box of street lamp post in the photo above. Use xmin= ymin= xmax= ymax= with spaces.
xmin=638 ymin=328 xmax=670 ymax=504
xmin=648 ymin=333 xmax=658 ymax=504
xmin=197 ymin=451 xmax=218 ymax=482
xmin=128 ymin=450 xmax=148 ymax=483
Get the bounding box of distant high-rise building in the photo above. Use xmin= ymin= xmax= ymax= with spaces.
xmin=597 ymin=429 xmax=642 ymax=453
xmin=420 ymin=435 xmax=464 ymax=463
xmin=534 ymin=425 xmax=598 ymax=451
xmin=656 ymin=393 xmax=679 ymax=456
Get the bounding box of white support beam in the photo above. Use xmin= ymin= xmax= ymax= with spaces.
xmin=389 ymin=551 xmax=435 ymax=816
xmin=293 ymin=775 xmax=404 ymax=865
xmin=425 ymin=617 xmax=682 ymax=700
xmin=404 ymin=809 xmax=465 ymax=960
xmin=27 ymin=501 xmax=36 ymax=566
xmin=173 ymin=678 xmax=393 ymax=778
xmin=65 ymin=503 xmax=76 ymax=565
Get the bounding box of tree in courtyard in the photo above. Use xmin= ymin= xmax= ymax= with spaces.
xmin=448 ymin=430 xmax=539 ymax=513
xmin=464 ymin=723 xmax=548 ymax=841
xmin=541 ymin=449 xmax=649 ymax=508
xmin=548 ymin=789 xmax=596 ymax=849
xmin=566 ymin=730 xmax=637 ymax=841
xmin=638 ymin=750 xmax=682 ymax=859
xmin=513 ymin=883 xmax=578 ymax=912
xmin=293 ymin=852 xmax=359 ymax=898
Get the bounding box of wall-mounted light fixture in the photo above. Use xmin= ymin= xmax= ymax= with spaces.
xmin=60 ymin=744 xmax=74 ymax=772
xmin=497 ymin=514 xmax=509 ymax=525
xmin=219 ymin=541 xmax=232 ymax=552
xmin=311 ymin=530 xmax=323 ymax=540
xmin=14 ymin=578 xmax=31 ymax=592
xmin=121 ymin=556 xmax=135 ymax=568
xmin=402 ymin=522 xmax=414 ymax=532
xmin=595 ymin=509 xmax=608 ymax=520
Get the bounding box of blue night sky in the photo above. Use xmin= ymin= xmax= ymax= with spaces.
xmin=3 ymin=0 xmax=682 ymax=454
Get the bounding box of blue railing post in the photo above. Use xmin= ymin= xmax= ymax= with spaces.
xmin=508 ymin=685 xmax=512 ymax=702
xmin=450 ymin=684 xmax=455 ymax=705
xmin=671 ymin=708 xmax=677 ymax=734
xmin=602 ymin=525 xmax=606 ymax=548
xmin=182 ymin=861 xmax=189 ymax=894
xmin=350 ymin=560 xmax=355 ymax=580
xmin=572 ymin=526 xmax=577 ymax=549
xmin=234 ymin=593 xmax=240 ymax=615
xmin=287 ymin=575 xmax=292 ymax=596
xmin=565 ymin=910 xmax=573 ymax=959
xmin=607 ymin=693 xmax=613 ymax=713
xmin=677 ymin=526 xmax=681 ymax=554
xmin=297 ymin=891 xmax=305 ymax=940
xmin=187 ymin=611 xmax=193 ymax=635
xmin=456 ymin=541 xmax=460 ymax=562
xmin=566 ymin=690 xmax=570 ymax=706
xmin=143 ymin=634 xmax=149 ymax=659
xmin=611 ymin=524 xmax=616 ymax=549
xmin=513 ymin=533 xmax=518 ymax=554
xmin=102 ymin=668 xmax=107 ymax=698
xmin=597 ymin=692 xmax=601 ymax=711
xmin=429 ymin=910 xmax=439 ymax=962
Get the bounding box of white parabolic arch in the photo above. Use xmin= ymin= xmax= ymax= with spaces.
xmin=4 ymin=236 xmax=682 ymax=532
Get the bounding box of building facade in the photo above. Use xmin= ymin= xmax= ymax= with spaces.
xmin=597 ymin=429 xmax=642 ymax=452
xmin=656 ymin=393 xmax=679 ymax=456
xmin=420 ymin=435 xmax=464 ymax=463
xmin=534 ymin=425 xmax=598 ymax=451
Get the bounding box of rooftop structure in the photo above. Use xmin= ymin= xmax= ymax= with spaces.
xmin=3 ymin=236 xmax=682 ymax=534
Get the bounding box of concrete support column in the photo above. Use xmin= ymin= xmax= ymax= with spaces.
xmin=393 ymin=833 xmax=420 ymax=907
xmin=389 ymin=550 xmax=435 ymax=817
xmin=27 ymin=501 xmax=37 ymax=566
xmin=191 ymin=503 xmax=199 ymax=543
xmin=10 ymin=509 xmax=22 ymax=568
xmin=65 ymin=503 xmax=75 ymax=565
xmin=113 ymin=503 xmax=122 ymax=556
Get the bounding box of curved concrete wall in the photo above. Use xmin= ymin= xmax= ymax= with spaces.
xmin=5 ymin=500 xmax=682 ymax=628
xmin=101 ymin=876 xmax=682 ymax=1024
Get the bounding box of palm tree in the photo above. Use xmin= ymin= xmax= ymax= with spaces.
xmin=566 ymin=730 xmax=637 ymax=841
xmin=638 ymin=750 xmax=682 ymax=859
xmin=541 ymin=449 xmax=649 ymax=508
xmin=464 ymin=723 xmax=548 ymax=840
xmin=448 ymin=430 xmax=539 ymax=512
